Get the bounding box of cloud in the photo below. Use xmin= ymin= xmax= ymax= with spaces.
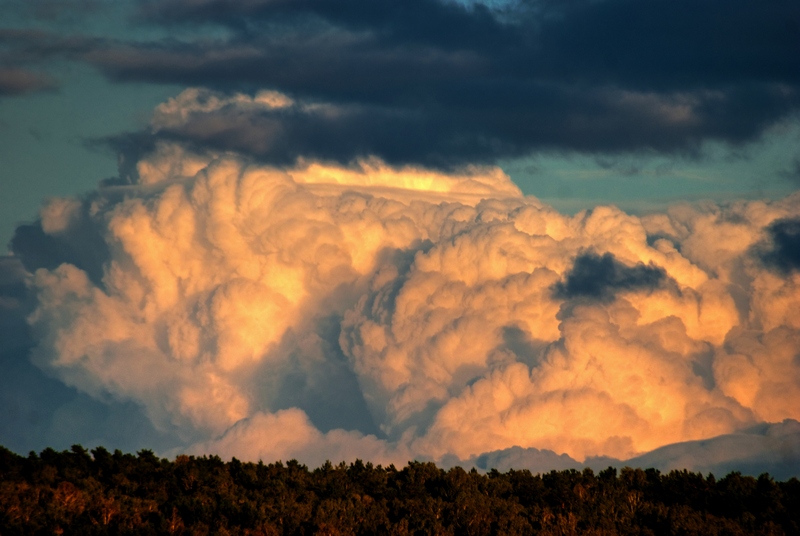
xmin=0 ymin=67 xmax=56 ymax=96
xmin=468 ymin=446 xmax=583 ymax=474
xmin=4 ymin=0 xmax=799 ymax=164
xmin=4 ymin=90 xmax=800 ymax=477
xmin=0 ymin=255 xmax=178 ymax=455
xmin=130 ymin=86 xmax=500 ymax=168
xmin=758 ymin=218 xmax=800 ymax=274
xmin=615 ymin=419 xmax=800 ymax=481
xmin=181 ymin=409 xmax=412 ymax=468
xmin=19 ymin=140 xmax=522 ymax=446
xmin=552 ymin=251 xmax=667 ymax=302
xmin=473 ymin=420 xmax=800 ymax=480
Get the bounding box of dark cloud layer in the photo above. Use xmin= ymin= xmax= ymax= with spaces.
xmin=4 ymin=0 xmax=799 ymax=165
xmin=553 ymin=251 xmax=667 ymax=302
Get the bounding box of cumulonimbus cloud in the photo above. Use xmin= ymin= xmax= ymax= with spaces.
xmin=8 ymin=88 xmax=800 ymax=473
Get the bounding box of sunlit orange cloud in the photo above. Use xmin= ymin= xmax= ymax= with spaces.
xmin=21 ymin=88 xmax=800 ymax=470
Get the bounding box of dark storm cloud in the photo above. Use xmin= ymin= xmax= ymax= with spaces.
xmin=135 ymin=0 xmax=513 ymax=50
xmin=759 ymin=218 xmax=800 ymax=274
xmin=148 ymin=102 xmax=454 ymax=167
xmin=536 ymin=0 xmax=800 ymax=89
xmin=135 ymin=0 xmax=800 ymax=90
xmin=110 ymin=92 xmax=528 ymax=168
xmin=7 ymin=0 xmax=800 ymax=165
xmin=553 ymin=251 xmax=667 ymax=302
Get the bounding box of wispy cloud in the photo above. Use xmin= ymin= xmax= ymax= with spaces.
xmin=0 ymin=67 xmax=56 ymax=96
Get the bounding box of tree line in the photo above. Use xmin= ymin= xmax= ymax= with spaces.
xmin=1 ymin=444 xmax=798 ymax=535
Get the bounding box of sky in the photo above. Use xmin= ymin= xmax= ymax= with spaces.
xmin=1 ymin=0 xmax=800 ymax=478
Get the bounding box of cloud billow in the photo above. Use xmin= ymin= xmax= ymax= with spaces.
xmin=2 ymin=2 xmax=800 ymax=477
xmin=4 ymin=89 xmax=799 ymax=473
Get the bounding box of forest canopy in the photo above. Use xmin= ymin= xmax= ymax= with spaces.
xmin=1 ymin=445 xmax=799 ymax=535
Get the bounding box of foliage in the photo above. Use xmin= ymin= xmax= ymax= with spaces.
xmin=1 ymin=445 xmax=798 ymax=535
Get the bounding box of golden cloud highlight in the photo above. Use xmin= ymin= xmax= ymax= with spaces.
xmin=20 ymin=90 xmax=800 ymax=470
